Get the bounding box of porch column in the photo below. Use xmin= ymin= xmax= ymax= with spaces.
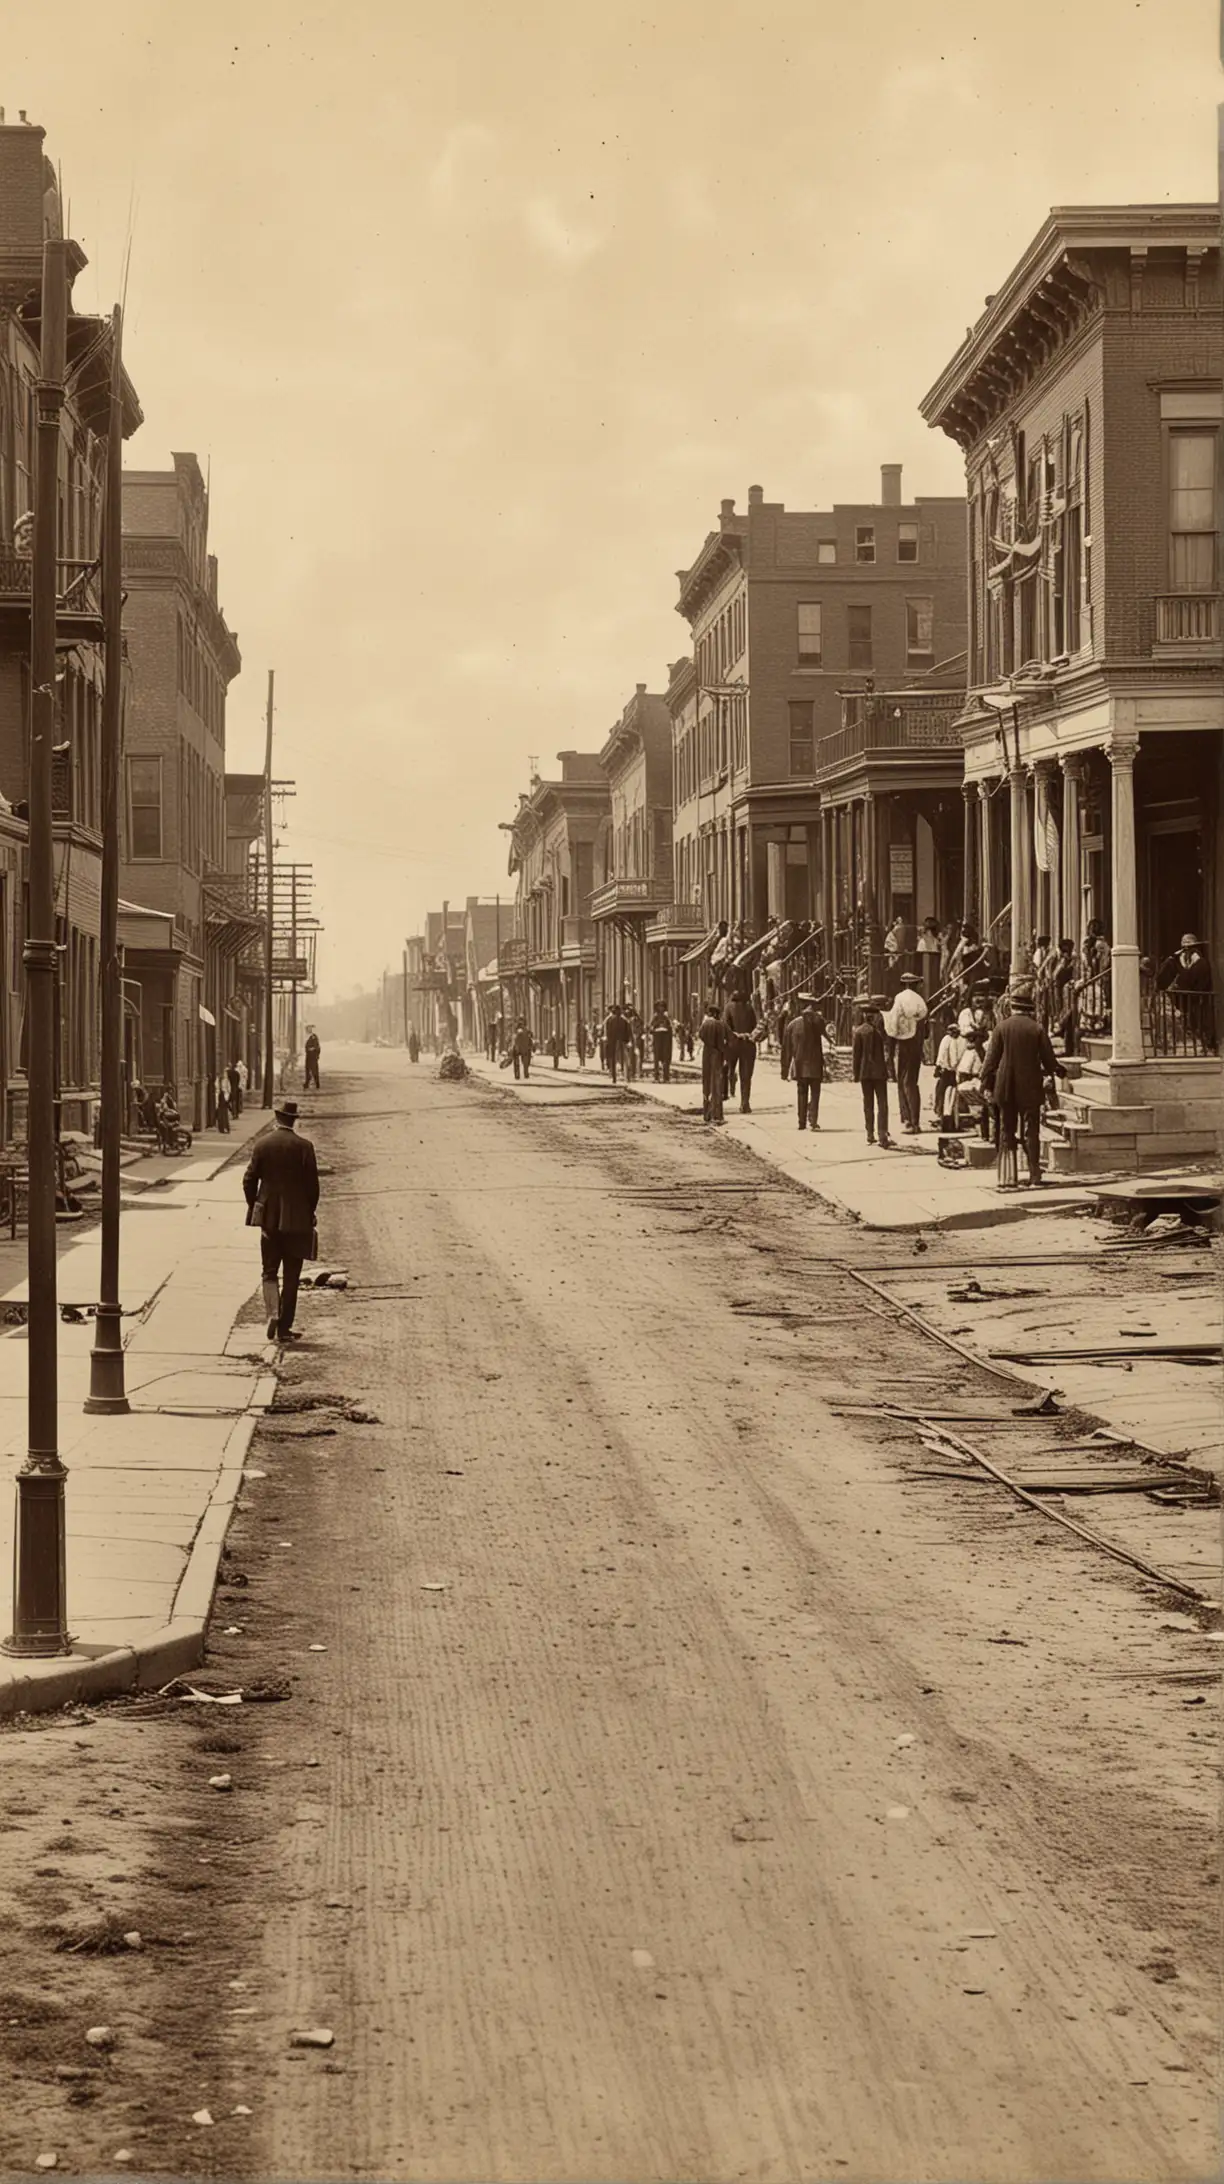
xmin=1008 ymin=763 xmax=1029 ymax=977
xmin=961 ymin=781 xmax=978 ymax=929
xmin=977 ymin=779 xmax=994 ymax=936
xmin=1060 ymin=752 xmax=1083 ymax=951
xmin=1033 ymin=758 xmax=1059 ymax=939
xmin=1109 ymin=731 xmax=1143 ymax=1062
xmin=820 ymin=806 xmax=834 ymax=961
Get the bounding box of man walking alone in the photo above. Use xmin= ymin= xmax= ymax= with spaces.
xmin=853 ymin=998 xmax=895 ymax=1148
xmin=303 ymin=1026 xmax=321 ymax=1091
xmin=244 ymin=1098 xmax=320 ymax=1345
xmin=723 ymin=987 xmax=759 ymax=1114
xmin=980 ymin=983 xmax=1065 ymax=1189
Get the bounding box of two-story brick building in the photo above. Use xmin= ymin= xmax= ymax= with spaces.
xmin=0 ymin=121 xmax=143 ymax=1138
xmin=591 ymin=684 xmax=673 ymax=1019
xmin=670 ymin=472 xmax=966 ymax=996
xmin=120 ymin=454 xmax=242 ymax=1127
xmin=921 ymin=202 xmax=1222 ymax=1171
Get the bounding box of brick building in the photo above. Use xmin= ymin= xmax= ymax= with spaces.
xmin=120 ymin=454 xmax=242 ymax=1126
xmin=0 ymin=120 xmax=143 ymax=1137
xmin=592 ymin=684 xmax=673 ymax=1019
xmin=670 ymin=472 xmax=966 ymax=996
xmin=501 ymin=755 xmax=609 ymax=1049
xmin=921 ymin=201 xmax=1222 ymax=1170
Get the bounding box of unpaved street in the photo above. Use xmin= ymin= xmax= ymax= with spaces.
xmin=0 ymin=1050 xmax=1217 ymax=2182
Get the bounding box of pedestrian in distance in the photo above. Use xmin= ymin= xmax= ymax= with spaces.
xmin=549 ymin=1027 xmax=564 ymax=1070
xmin=227 ymin=1058 xmax=242 ymax=1117
xmin=852 ymin=998 xmax=894 ymax=1148
xmin=407 ymin=1027 xmax=420 ymax=1064
xmin=650 ymin=1001 xmax=673 ymax=1083
xmin=602 ymin=1001 xmax=631 ymax=1083
xmin=980 ymin=983 xmax=1066 ymax=1190
xmin=884 ymin=970 xmax=929 ymax=1133
xmin=243 ymin=1096 xmax=320 ymax=1344
xmin=932 ymin=1020 xmax=968 ymax=1128
xmin=781 ymin=992 xmax=827 ymax=1130
xmin=723 ymin=987 xmax=758 ymax=1113
xmin=303 ymin=1026 xmax=321 ymax=1090
xmin=627 ymin=1006 xmax=644 ymax=1081
xmin=215 ymin=1074 xmax=231 ymax=1134
xmin=510 ymin=1019 xmax=534 ymax=1079
xmin=576 ymin=1016 xmax=588 ymax=1067
xmin=698 ymin=996 xmax=728 ymax=1124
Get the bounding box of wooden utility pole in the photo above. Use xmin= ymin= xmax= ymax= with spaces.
xmin=401 ymin=946 xmax=408 ymax=1046
xmin=86 ymin=303 xmax=129 ymax=1414
xmin=5 ymin=237 xmax=70 ymax=1654
xmin=289 ymin=863 xmax=298 ymax=1070
xmin=261 ymin=671 xmax=275 ymax=1107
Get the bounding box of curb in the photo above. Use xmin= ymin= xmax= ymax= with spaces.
xmin=0 ymin=1371 xmax=277 ymax=1722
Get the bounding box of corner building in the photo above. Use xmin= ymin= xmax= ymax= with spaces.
xmin=922 ymin=202 xmax=1222 ymax=1171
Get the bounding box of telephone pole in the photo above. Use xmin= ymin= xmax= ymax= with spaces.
xmin=86 ymin=303 xmax=129 ymax=1415
xmin=261 ymin=670 xmax=275 ymax=1107
xmin=5 ymin=236 xmax=70 ymax=1654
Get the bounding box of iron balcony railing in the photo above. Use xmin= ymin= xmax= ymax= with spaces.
xmin=0 ymin=554 xmax=103 ymax=619
xmin=589 ymin=874 xmax=669 ymax=918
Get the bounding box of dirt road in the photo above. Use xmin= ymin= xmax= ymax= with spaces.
xmin=1 ymin=1050 xmax=1216 ymax=2182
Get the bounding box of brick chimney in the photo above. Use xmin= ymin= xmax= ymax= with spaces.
xmin=881 ymin=463 xmax=902 ymax=506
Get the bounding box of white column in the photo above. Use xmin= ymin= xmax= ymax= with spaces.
xmin=977 ymin=780 xmax=994 ymax=935
xmin=1008 ymin=765 xmax=1029 ymax=977
xmin=1060 ymin=752 xmax=1082 ymax=951
xmin=1109 ymin=732 xmax=1143 ymax=1062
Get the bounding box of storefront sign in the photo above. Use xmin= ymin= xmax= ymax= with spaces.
xmin=889 ymin=844 xmax=914 ymax=895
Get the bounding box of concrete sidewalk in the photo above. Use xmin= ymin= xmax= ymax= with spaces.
xmin=0 ymin=1107 xmax=282 ymax=1716
xmin=468 ymin=1051 xmax=1107 ymax=1231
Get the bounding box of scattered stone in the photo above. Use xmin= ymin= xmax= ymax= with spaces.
xmin=894 ymin=1734 xmax=916 ymax=1749
xmin=962 ymin=1986 xmax=987 ymax=1996
xmin=233 ymin=2105 xmax=252 ymax=2117
xmin=964 ymin=1928 xmax=998 ymax=1939
xmin=886 ymin=1806 xmax=910 ymax=1822
xmin=208 ymin=1774 xmax=233 ymax=1792
xmin=114 ymin=2154 xmax=132 ymax=2165
xmin=630 ymin=1949 xmax=654 ymax=1969
xmin=54 ymin=2067 xmax=89 ymax=2082
xmin=227 ymin=1980 xmax=247 ymax=1992
xmin=35 ymin=2153 xmax=58 ymax=2170
xmin=85 ymin=2026 xmax=115 ymax=2050
xmin=191 ymin=2109 xmax=214 ymax=2127
xmin=307 ymin=1644 xmax=327 ymax=1653
xmin=420 ymin=1583 xmax=448 ymax=1593
xmin=290 ymin=2027 xmax=335 ymax=2049
xmin=123 ymin=1932 xmax=142 ymax=1951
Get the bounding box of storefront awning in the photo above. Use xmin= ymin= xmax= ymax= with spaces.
xmin=680 ymin=924 xmax=720 ymax=967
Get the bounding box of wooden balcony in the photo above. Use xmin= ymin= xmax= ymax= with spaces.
xmin=814 ymin=692 xmax=963 ymax=787
xmin=589 ymin=874 xmax=670 ymax=920
xmin=0 ymin=554 xmax=104 ymax=642
xmin=644 ymin=902 xmax=706 ymax=947
xmin=1154 ymin=592 xmax=1220 ymax=657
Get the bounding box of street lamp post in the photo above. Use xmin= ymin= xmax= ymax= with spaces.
xmin=87 ymin=305 xmax=130 ymax=1415
xmin=5 ymin=236 xmax=71 ymax=1655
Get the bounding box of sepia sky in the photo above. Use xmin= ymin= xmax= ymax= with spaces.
xmin=8 ymin=0 xmax=1219 ymax=997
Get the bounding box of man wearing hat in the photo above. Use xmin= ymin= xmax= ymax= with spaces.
xmin=1157 ymin=934 xmax=1216 ymax=1052
xmin=883 ymin=970 xmax=929 ymax=1133
xmin=781 ymin=993 xmax=828 ymax=1130
xmin=243 ymin=1097 xmax=321 ymax=1343
xmin=980 ymin=984 xmax=1065 ymax=1189
xmin=303 ymin=1025 xmax=321 ymax=1090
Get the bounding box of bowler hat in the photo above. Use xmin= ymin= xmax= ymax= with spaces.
xmin=899 ymin=970 xmax=922 ymax=985
xmin=274 ymin=1098 xmax=299 ymax=1120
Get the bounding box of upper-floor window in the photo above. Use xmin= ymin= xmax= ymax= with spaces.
xmin=855 ymin=526 xmax=876 ymax=564
xmin=796 ymin=602 xmax=822 ymax=662
xmin=817 ymin=540 xmax=836 ymax=564
xmin=847 ymin=604 xmax=873 ymax=670
xmin=127 ymin=756 xmax=162 ymax=860
xmin=906 ymin=598 xmax=934 ymax=663
xmin=897 ymin=522 xmax=919 ymax=563
xmin=788 ymin=700 xmax=815 ymax=776
xmin=1169 ymin=431 xmax=1218 ymax=592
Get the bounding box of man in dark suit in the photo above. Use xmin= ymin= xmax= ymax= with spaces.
xmin=980 ymin=984 xmax=1066 ymax=1188
xmin=781 ymin=993 xmax=827 ymax=1130
xmin=243 ymin=1098 xmax=321 ymax=1342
